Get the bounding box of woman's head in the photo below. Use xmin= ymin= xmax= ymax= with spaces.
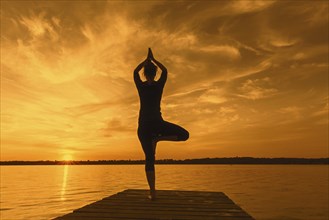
xmin=144 ymin=61 xmax=157 ymax=81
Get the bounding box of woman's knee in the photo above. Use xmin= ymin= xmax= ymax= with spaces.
xmin=178 ymin=129 xmax=189 ymax=141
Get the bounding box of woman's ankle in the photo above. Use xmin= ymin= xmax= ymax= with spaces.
xmin=150 ymin=189 xmax=157 ymax=200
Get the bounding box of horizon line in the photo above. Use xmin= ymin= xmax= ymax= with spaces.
xmin=0 ymin=157 xmax=329 ymax=166
xmin=0 ymin=156 xmax=329 ymax=162
xmin=1 ymin=157 xmax=328 ymax=163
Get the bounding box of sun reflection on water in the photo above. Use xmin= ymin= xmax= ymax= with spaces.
xmin=60 ymin=165 xmax=69 ymax=201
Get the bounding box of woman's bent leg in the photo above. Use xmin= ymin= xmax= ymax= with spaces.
xmin=157 ymin=121 xmax=189 ymax=142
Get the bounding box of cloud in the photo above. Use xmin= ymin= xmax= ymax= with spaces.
xmin=312 ymin=104 xmax=328 ymax=118
xmin=311 ymin=96 xmax=328 ymax=125
xmin=19 ymin=12 xmax=59 ymax=41
xmin=199 ymin=45 xmax=241 ymax=60
xmin=269 ymin=37 xmax=298 ymax=48
xmin=279 ymin=106 xmax=302 ymax=119
xmin=228 ymin=1 xmax=276 ymax=14
xmin=237 ymin=77 xmax=278 ymax=100
xmin=198 ymin=88 xmax=227 ymax=104
xmin=101 ymin=117 xmax=135 ymax=138
xmin=219 ymin=106 xmax=236 ymax=114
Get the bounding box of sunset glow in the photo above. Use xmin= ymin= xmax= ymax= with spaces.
xmin=1 ymin=1 xmax=328 ymax=161
xmin=62 ymin=154 xmax=73 ymax=161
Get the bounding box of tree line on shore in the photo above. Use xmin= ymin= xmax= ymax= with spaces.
xmin=1 ymin=157 xmax=328 ymax=165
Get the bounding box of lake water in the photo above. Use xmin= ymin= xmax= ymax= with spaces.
xmin=0 ymin=165 xmax=328 ymax=220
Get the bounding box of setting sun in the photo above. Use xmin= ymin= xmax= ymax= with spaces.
xmin=62 ymin=154 xmax=73 ymax=161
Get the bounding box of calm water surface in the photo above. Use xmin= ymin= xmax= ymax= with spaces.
xmin=0 ymin=165 xmax=328 ymax=220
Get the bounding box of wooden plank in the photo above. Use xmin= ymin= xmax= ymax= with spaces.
xmin=74 ymin=208 xmax=248 ymax=217
xmin=100 ymin=200 xmax=238 ymax=208
xmin=110 ymin=190 xmax=232 ymax=200
xmin=118 ymin=190 xmax=230 ymax=200
xmin=126 ymin=189 xmax=225 ymax=194
xmin=56 ymin=212 xmax=252 ymax=220
xmin=104 ymin=192 xmax=234 ymax=202
xmin=102 ymin=197 xmax=234 ymax=205
xmin=83 ymin=202 xmax=243 ymax=211
xmin=86 ymin=202 xmax=242 ymax=212
xmin=122 ymin=189 xmax=227 ymax=197
xmin=112 ymin=192 xmax=231 ymax=200
xmin=54 ymin=189 xmax=254 ymax=220
xmin=54 ymin=213 xmax=138 ymax=220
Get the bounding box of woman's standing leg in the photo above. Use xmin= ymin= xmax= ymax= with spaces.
xmin=138 ymin=126 xmax=157 ymax=200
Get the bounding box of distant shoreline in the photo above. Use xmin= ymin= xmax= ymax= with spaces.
xmin=1 ymin=157 xmax=328 ymax=165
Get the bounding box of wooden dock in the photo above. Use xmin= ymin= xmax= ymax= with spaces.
xmin=54 ymin=189 xmax=254 ymax=220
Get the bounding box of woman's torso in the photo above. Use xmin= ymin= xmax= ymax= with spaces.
xmin=137 ymin=82 xmax=164 ymax=123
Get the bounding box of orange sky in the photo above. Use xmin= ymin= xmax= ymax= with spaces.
xmin=1 ymin=1 xmax=328 ymax=161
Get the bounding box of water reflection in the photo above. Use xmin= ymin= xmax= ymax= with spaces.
xmin=60 ymin=165 xmax=69 ymax=201
xmin=1 ymin=165 xmax=327 ymax=220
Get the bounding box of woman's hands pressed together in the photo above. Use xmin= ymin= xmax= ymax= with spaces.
xmin=147 ymin=48 xmax=154 ymax=61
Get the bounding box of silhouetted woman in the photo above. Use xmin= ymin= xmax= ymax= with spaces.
xmin=134 ymin=48 xmax=189 ymax=200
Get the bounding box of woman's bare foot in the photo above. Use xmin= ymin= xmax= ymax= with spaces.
xmin=149 ymin=189 xmax=157 ymax=201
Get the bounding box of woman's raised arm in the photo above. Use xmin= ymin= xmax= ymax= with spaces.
xmin=134 ymin=59 xmax=148 ymax=85
xmin=153 ymin=58 xmax=167 ymax=84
